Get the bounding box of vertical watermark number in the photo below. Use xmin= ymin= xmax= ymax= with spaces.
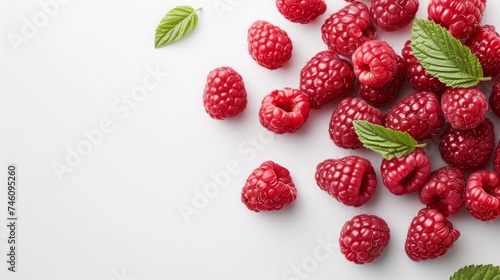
xmin=6 ymin=165 xmax=17 ymax=272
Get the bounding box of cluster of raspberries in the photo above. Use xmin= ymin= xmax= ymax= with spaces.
xmin=202 ymin=0 xmax=500 ymax=265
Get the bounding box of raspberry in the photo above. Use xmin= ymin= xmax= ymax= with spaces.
xmin=259 ymin=87 xmax=310 ymax=134
xmin=380 ymin=148 xmax=431 ymax=196
xmin=419 ymin=166 xmax=466 ymax=216
xmin=247 ymin=20 xmax=293 ymax=70
xmin=315 ymin=156 xmax=377 ymax=207
xmin=441 ymin=86 xmax=488 ymax=130
xmin=202 ymin=66 xmax=247 ymax=120
xmin=352 ymin=40 xmax=398 ymax=88
xmin=384 ymin=91 xmax=444 ymax=141
xmin=329 ymin=97 xmax=383 ymax=149
xmin=439 ymin=118 xmax=495 ymax=169
xmin=299 ymin=51 xmax=355 ymax=109
xmin=489 ymin=76 xmax=500 ymax=118
xmin=321 ymin=1 xmax=376 ymax=57
xmin=494 ymin=141 xmax=500 ymax=174
xmin=339 ymin=214 xmax=390 ymax=264
xmin=401 ymin=40 xmax=448 ymax=96
xmin=241 ymin=161 xmax=297 ymax=212
xmin=465 ymin=170 xmax=500 ymax=221
xmin=428 ymin=0 xmax=486 ymax=39
xmin=405 ymin=208 xmax=460 ymax=261
xmin=358 ymin=55 xmax=406 ymax=108
xmin=276 ymin=0 xmax=327 ymax=24
xmin=465 ymin=25 xmax=500 ymax=77
xmin=370 ymin=0 xmax=419 ymax=31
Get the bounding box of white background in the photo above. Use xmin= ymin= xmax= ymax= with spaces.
xmin=1 ymin=0 xmax=500 ymax=279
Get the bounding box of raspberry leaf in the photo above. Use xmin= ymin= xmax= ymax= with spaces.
xmin=155 ymin=5 xmax=201 ymax=48
xmin=353 ymin=120 xmax=426 ymax=160
xmin=449 ymin=264 xmax=500 ymax=280
xmin=410 ymin=17 xmax=491 ymax=88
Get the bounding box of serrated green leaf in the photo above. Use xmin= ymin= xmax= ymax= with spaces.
xmin=155 ymin=5 xmax=201 ymax=48
xmin=450 ymin=264 xmax=500 ymax=280
xmin=410 ymin=17 xmax=491 ymax=88
xmin=352 ymin=120 xmax=426 ymax=160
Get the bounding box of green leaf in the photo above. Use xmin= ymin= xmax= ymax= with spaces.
xmin=155 ymin=5 xmax=201 ymax=48
xmin=450 ymin=264 xmax=500 ymax=280
xmin=410 ymin=17 xmax=491 ymax=88
xmin=352 ymin=120 xmax=426 ymax=160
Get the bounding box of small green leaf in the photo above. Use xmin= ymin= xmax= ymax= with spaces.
xmin=450 ymin=264 xmax=500 ymax=280
xmin=352 ymin=120 xmax=426 ymax=160
xmin=155 ymin=5 xmax=201 ymax=48
xmin=410 ymin=17 xmax=491 ymax=88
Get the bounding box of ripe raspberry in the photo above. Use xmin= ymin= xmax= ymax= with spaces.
xmin=358 ymin=55 xmax=406 ymax=108
xmin=202 ymin=66 xmax=247 ymax=120
xmin=489 ymin=76 xmax=500 ymax=118
xmin=247 ymin=20 xmax=293 ymax=70
xmin=352 ymin=40 xmax=398 ymax=88
xmin=339 ymin=214 xmax=390 ymax=264
xmin=380 ymin=148 xmax=431 ymax=196
xmin=315 ymin=156 xmax=377 ymax=207
xmin=241 ymin=161 xmax=297 ymax=212
xmin=300 ymin=51 xmax=355 ymax=109
xmin=441 ymin=86 xmax=488 ymax=130
xmin=465 ymin=170 xmax=500 ymax=221
xmin=439 ymin=118 xmax=495 ymax=169
xmin=276 ymin=0 xmax=327 ymax=24
xmin=428 ymin=0 xmax=486 ymax=39
xmin=419 ymin=166 xmax=466 ymax=216
xmin=370 ymin=0 xmax=419 ymax=31
xmin=401 ymin=40 xmax=448 ymax=96
xmin=384 ymin=91 xmax=444 ymax=141
xmin=321 ymin=1 xmax=376 ymax=57
xmin=329 ymin=97 xmax=383 ymax=149
xmin=465 ymin=25 xmax=500 ymax=77
xmin=259 ymin=87 xmax=310 ymax=134
xmin=405 ymin=208 xmax=460 ymax=261
xmin=494 ymin=141 xmax=500 ymax=174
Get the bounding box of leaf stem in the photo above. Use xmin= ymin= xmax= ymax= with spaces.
xmin=195 ymin=7 xmax=202 ymax=13
xmin=479 ymin=76 xmax=492 ymax=82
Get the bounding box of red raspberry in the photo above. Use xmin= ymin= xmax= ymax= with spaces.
xmin=465 ymin=25 xmax=500 ymax=77
xmin=384 ymin=91 xmax=444 ymax=141
xmin=352 ymin=40 xmax=398 ymax=88
xmin=259 ymin=87 xmax=310 ymax=134
xmin=339 ymin=214 xmax=390 ymax=264
xmin=494 ymin=141 xmax=500 ymax=174
xmin=202 ymin=66 xmax=247 ymax=120
xmin=300 ymin=51 xmax=355 ymax=109
xmin=247 ymin=20 xmax=293 ymax=70
xmin=329 ymin=97 xmax=383 ymax=149
xmin=276 ymin=0 xmax=327 ymax=24
xmin=370 ymin=0 xmax=419 ymax=31
xmin=401 ymin=40 xmax=448 ymax=96
xmin=428 ymin=0 xmax=486 ymax=39
xmin=358 ymin=55 xmax=406 ymax=108
xmin=441 ymin=87 xmax=487 ymax=130
xmin=465 ymin=170 xmax=500 ymax=221
xmin=241 ymin=161 xmax=297 ymax=212
xmin=380 ymin=148 xmax=431 ymax=196
xmin=489 ymin=76 xmax=500 ymax=118
xmin=405 ymin=208 xmax=460 ymax=261
xmin=419 ymin=166 xmax=466 ymax=216
xmin=321 ymin=1 xmax=376 ymax=57
xmin=439 ymin=118 xmax=495 ymax=169
xmin=315 ymin=156 xmax=377 ymax=207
